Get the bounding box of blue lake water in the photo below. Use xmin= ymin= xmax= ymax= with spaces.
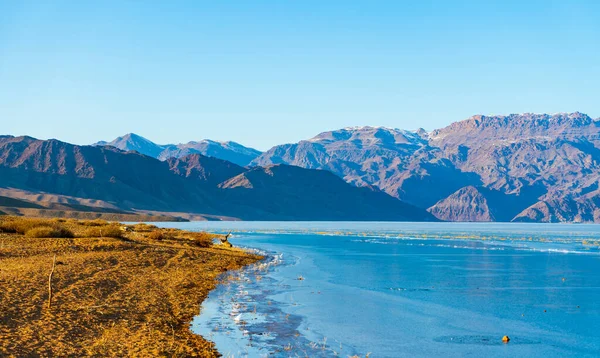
xmin=158 ymin=222 xmax=600 ymax=357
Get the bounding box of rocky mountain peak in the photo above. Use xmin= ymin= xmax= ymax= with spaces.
xmin=307 ymin=126 xmax=427 ymax=147
xmin=94 ymin=134 xmax=261 ymax=166
xmin=429 ymin=112 xmax=598 ymax=148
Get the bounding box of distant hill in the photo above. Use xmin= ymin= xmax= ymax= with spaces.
xmin=254 ymin=113 xmax=600 ymax=223
xmin=94 ymin=133 xmax=261 ymax=166
xmin=215 ymin=165 xmax=427 ymax=221
xmin=0 ymin=136 xmax=434 ymax=221
xmin=167 ymin=154 xmax=246 ymax=186
xmin=0 ymin=193 xmax=184 ymax=222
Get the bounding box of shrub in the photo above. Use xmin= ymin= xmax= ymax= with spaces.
xmin=0 ymin=217 xmax=57 ymax=235
xmin=81 ymin=227 xmax=100 ymax=238
xmin=103 ymin=225 xmax=125 ymax=238
xmin=80 ymin=219 xmax=109 ymax=227
xmin=0 ymin=222 xmax=17 ymax=233
xmin=82 ymin=225 xmax=124 ymax=239
xmin=187 ymin=232 xmax=213 ymax=248
xmin=25 ymin=226 xmax=74 ymax=238
xmin=131 ymin=223 xmax=158 ymax=232
xmin=147 ymin=231 xmax=175 ymax=241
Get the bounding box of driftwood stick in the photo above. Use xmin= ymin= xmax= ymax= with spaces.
xmin=48 ymin=254 xmax=56 ymax=309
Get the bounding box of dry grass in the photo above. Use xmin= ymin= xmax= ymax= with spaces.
xmin=0 ymin=217 xmax=76 ymax=239
xmin=0 ymin=216 xmax=261 ymax=357
xmin=0 ymin=216 xmax=54 ymax=234
xmin=80 ymin=225 xmax=124 ymax=239
xmin=186 ymin=232 xmax=215 ymax=248
xmin=147 ymin=230 xmax=175 ymax=241
xmin=130 ymin=223 xmax=159 ymax=232
xmin=25 ymin=226 xmax=75 ymax=239
xmin=0 ymin=207 xmax=186 ymax=222
xmin=79 ymin=219 xmax=109 ymax=227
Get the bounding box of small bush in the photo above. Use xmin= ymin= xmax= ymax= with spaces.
xmin=25 ymin=226 xmax=74 ymax=238
xmin=0 ymin=222 xmax=17 ymax=233
xmin=187 ymin=232 xmax=213 ymax=248
xmin=0 ymin=217 xmax=57 ymax=235
xmin=103 ymin=225 xmax=125 ymax=238
xmin=81 ymin=227 xmax=100 ymax=238
xmin=131 ymin=223 xmax=158 ymax=232
xmin=147 ymin=231 xmax=175 ymax=241
xmin=80 ymin=219 xmax=109 ymax=227
xmin=82 ymin=225 xmax=124 ymax=239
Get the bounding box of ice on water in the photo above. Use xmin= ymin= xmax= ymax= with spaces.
xmin=156 ymin=222 xmax=600 ymax=357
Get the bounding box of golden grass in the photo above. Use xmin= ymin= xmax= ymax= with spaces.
xmin=79 ymin=218 xmax=110 ymax=226
xmin=25 ymin=226 xmax=75 ymax=239
xmin=0 ymin=206 xmax=186 ymax=222
xmin=80 ymin=225 xmax=124 ymax=239
xmin=130 ymin=223 xmax=159 ymax=233
xmin=147 ymin=230 xmax=175 ymax=241
xmin=0 ymin=216 xmax=261 ymax=357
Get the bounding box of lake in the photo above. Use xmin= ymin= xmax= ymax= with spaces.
xmin=158 ymin=222 xmax=600 ymax=357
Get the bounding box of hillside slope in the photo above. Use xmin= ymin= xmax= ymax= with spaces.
xmin=0 ymin=136 xmax=432 ymax=221
xmin=254 ymin=113 xmax=600 ymax=222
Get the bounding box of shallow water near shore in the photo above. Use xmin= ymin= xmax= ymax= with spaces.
xmin=158 ymin=222 xmax=600 ymax=357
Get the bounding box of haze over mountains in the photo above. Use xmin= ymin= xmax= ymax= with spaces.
xmin=1 ymin=112 xmax=599 ymax=222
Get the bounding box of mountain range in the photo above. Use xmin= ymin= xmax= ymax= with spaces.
xmin=94 ymin=133 xmax=261 ymax=166
xmin=253 ymin=112 xmax=600 ymax=223
xmin=0 ymin=135 xmax=431 ymax=221
xmin=2 ymin=112 xmax=598 ymax=222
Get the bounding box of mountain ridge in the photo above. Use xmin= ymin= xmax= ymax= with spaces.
xmin=93 ymin=133 xmax=262 ymax=166
xmin=253 ymin=112 xmax=600 ymax=223
xmin=4 ymin=111 xmax=600 ymax=222
xmin=0 ymin=135 xmax=433 ymax=221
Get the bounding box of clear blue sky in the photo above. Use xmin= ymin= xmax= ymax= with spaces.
xmin=0 ymin=1 xmax=598 ymax=150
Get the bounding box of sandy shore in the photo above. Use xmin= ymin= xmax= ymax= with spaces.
xmin=0 ymin=217 xmax=261 ymax=357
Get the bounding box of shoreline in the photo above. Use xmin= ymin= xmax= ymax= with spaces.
xmin=193 ymin=248 xmax=288 ymax=356
xmin=183 ymin=225 xmax=600 ymax=357
xmin=192 ymin=236 xmax=370 ymax=357
xmin=0 ymin=216 xmax=262 ymax=356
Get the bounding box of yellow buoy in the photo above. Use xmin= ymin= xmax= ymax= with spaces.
xmin=502 ymin=336 xmax=510 ymax=343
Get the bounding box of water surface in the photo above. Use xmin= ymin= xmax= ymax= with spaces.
xmin=159 ymin=222 xmax=600 ymax=357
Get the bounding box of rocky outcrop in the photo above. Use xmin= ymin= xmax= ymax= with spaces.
xmin=428 ymin=186 xmax=495 ymax=222
xmin=428 ymin=185 xmax=542 ymax=222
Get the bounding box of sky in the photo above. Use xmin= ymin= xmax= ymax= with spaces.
xmin=0 ymin=1 xmax=599 ymax=150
